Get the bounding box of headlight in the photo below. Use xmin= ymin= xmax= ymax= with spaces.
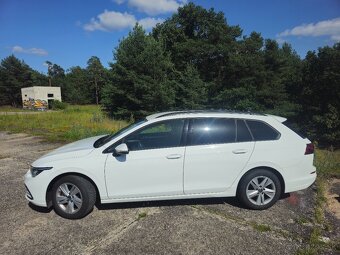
xmin=30 ymin=166 xmax=53 ymax=177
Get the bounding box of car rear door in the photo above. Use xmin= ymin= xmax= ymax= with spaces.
xmin=183 ymin=118 xmax=255 ymax=194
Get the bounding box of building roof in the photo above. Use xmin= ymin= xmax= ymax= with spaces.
xmin=21 ymin=86 xmax=61 ymax=89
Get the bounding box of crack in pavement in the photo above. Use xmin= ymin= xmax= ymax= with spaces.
xmin=189 ymin=205 xmax=304 ymax=242
xmin=82 ymin=217 xmax=141 ymax=254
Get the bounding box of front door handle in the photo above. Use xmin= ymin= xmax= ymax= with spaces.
xmin=166 ymin=154 xmax=182 ymax=159
xmin=232 ymin=149 xmax=248 ymax=154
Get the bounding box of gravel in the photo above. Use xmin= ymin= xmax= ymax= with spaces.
xmin=0 ymin=132 xmax=326 ymax=254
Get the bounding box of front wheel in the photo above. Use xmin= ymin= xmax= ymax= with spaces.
xmin=51 ymin=175 xmax=96 ymax=219
xmin=237 ymin=169 xmax=281 ymax=210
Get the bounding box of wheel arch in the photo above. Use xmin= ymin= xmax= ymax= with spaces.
xmin=46 ymin=172 xmax=101 ymax=208
xmin=237 ymin=166 xmax=286 ymax=195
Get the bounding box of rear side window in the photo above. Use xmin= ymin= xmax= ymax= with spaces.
xmin=236 ymin=119 xmax=253 ymax=142
xmin=188 ymin=118 xmax=236 ymax=146
xmin=246 ymin=120 xmax=280 ymax=141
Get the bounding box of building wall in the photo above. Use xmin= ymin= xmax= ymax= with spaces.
xmin=21 ymin=86 xmax=62 ymax=110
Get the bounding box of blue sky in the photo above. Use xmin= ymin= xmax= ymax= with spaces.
xmin=1 ymin=0 xmax=339 ymax=73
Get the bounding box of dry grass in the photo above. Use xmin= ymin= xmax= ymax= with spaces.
xmin=0 ymin=106 xmax=29 ymax=112
xmin=314 ymin=148 xmax=340 ymax=178
xmin=296 ymin=148 xmax=340 ymax=255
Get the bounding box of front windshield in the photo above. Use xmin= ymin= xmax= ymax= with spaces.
xmin=93 ymin=119 xmax=147 ymax=148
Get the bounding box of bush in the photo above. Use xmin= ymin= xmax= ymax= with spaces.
xmin=50 ymin=100 xmax=68 ymax=110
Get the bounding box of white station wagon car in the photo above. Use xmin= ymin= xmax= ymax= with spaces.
xmin=25 ymin=111 xmax=316 ymax=219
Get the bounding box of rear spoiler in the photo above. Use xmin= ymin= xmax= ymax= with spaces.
xmin=266 ymin=114 xmax=287 ymax=123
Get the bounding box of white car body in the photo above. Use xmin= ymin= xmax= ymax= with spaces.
xmin=25 ymin=111 xmax=316 ymax=209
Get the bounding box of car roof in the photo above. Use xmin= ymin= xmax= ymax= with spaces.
xmin=145 ymin=110 xmax=271 ymax=121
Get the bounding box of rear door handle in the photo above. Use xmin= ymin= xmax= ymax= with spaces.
xmin=232 ymin=149 xmax=248 ymax=154
xmin=166 ymin=154 xmax=182 ymax=159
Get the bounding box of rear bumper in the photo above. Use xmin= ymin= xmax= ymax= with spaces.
xmin=285 ymin=166 xmax=317 ymax=193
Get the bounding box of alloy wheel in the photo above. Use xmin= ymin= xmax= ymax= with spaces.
xmin=246 ymin=176 xmax=276 ymax=205
xmin=55 ymin=183 xmax=83 ymax=214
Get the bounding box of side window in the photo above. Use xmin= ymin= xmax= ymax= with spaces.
xmin=246 ymin=120 xmax=280 ymax=141
xmin=188 ymin=118 xmax=236 ymax=146
xmin=236 ymin=119 xmax=253 ymax=142
xmin=124 ymin=119 xmax=185 ymax=151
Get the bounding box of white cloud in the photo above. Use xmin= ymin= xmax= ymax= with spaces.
xmin=139 ymin=17 xmax=164 ymax=29
xmin=83 ymin=10 xmax=164 ymax=32
xmin=128 ymin=0 xmax=185 ymax=15
xmin=331 ymin=34 xmax=340 ymax=41
xmin=276 ymin=38 xmax=286 ymax=45
xmin=278 ymin=17 xmax=340 ymax=42
xmin=84 ymin=10 xmax=136 ymax=31
xmin=12 ymin=45 xmax=48 ymax=56
xmin=113 ymin=0 xmax=125 ymax=4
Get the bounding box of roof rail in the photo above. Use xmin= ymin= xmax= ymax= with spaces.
xmin=152 ymin=109 xmax=265 ymax=119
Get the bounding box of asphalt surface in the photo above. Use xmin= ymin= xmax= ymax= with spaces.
xmin=0 ymin=132 xmax=337 ymax=254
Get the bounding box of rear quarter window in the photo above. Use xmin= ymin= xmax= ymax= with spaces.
xmin=236 ymin=119 xmax=253 ymax=142
xmin=246 ymin=120 xmax=280 ymax=141
xmin=282 ymin=121 xmax=305 ymax=138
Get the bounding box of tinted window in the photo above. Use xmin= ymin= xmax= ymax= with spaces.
xmin=124 ymin=119 xmax=185 ymax=151
xmin=94 ymin=120 xmax=147 ymax=148
xmin=246 ymin=120 xmax=280 ymax=141
xmin=47 ymin=93 xmax=54 ymax=97
xmin=236 ymin=119 xmax=253 ymax=142
xmin=188 ymin=118 xmax=236 ymax=146
xmin=282 ymin=121 xmax=305 ymax=138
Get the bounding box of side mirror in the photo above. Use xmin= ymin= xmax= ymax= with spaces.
xmin=113 ymin=143 xmax=129 ymax=156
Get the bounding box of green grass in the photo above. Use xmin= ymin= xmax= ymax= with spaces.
xmin=295 ymin=248 xmax=317 ymax=255
xmin=314 ymin=148 xmax=340 ymax=178
xmin=0 ymin=105 xmax=128 ymax=142
xmin=137 ymin=212 xmax=147 ymax=220
xmin=250 ymin=222 xmax=271 ymax=232
xmin=296 ymin=216 xmax=310 ymax=225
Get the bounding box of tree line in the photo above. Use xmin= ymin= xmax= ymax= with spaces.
xmin=0 ymin=3 xmax=339 ymax=147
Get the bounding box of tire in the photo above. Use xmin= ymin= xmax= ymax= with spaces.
xmin=51 ymin=175 xmax=96 ymax=219
xmin=237 ymin=169 xmax=281 ymax=210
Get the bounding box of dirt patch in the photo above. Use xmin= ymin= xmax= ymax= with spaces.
xmin=326 ymin=179 xmax=340 ymax=219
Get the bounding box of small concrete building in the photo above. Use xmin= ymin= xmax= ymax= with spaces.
xmin=21 ymin=86 xmax=62 ymax=110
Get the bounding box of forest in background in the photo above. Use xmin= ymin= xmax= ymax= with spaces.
xmin=0 ymin=3 xmax=339 ymax=147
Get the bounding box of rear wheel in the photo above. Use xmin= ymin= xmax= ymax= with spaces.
xmin=237 ymin=169 xmax=281 ymax=210
xmin=51 ymin=175 xmax=96 ymax=219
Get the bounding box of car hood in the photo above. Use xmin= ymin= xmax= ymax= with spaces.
xmin=32 ymin=135 xmax=107 ymax=166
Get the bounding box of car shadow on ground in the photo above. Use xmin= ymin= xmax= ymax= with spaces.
xmin=96 ymin=193 xmax=290 ymax=211
xmin=28 ymin=194 xmax=291 ymax=214
xmin=28 ymin=202 xmax=53 ymax=213
xmin=96 ymin=197 xmax=243 ymax=211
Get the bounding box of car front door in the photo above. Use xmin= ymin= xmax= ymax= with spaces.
xmin=104 ymin=119 xmax=186 ymax=199
xmin=184 ymin=118 xmax=255 ymax=194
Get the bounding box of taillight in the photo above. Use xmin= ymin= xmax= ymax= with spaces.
xmin=305 ymin=143 xmax=314 ymax=155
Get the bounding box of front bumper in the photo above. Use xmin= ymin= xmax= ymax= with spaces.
xmin=24 ymin=170 xmax=48 ymax=207
xmin=25 ymin=184 xmax=33 ymax=200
